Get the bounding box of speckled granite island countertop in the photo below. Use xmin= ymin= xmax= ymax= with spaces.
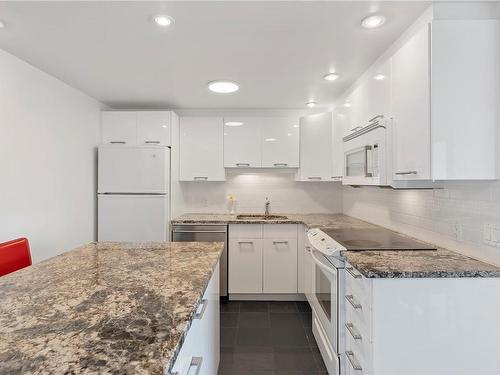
xmin=0 ymin=241 xmax=223 ymax=375
xmin=172 ymin=213 xmax=500 ymax=278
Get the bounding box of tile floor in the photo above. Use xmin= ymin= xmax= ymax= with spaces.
xmin=218 ymin=301 xmax=328 ymax=375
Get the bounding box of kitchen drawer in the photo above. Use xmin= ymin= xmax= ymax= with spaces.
xmin=344 ymin=346 xmax=366 ymax=375
xmin=345 ymin=291 xmax=372 ymax=342
xmin=345 ymin=263 xmax=372 ymax=308
xmin=345 ymin=321 xmax=372 ymax=373
xmin=263 ymin=224 xmax=298 ymax=239
xmin=229 ymin=224 xmax=262 ymax=239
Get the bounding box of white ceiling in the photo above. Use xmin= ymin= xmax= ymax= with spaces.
xmin=0 ymin=1 xmax=430 ymax=109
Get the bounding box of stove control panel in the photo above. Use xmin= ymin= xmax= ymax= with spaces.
xmin=307 ymin=228 xmax=346 ymax=256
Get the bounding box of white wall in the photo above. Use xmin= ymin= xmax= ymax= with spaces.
xmin=0 ymin=49 xmax=102 ymax=262
xmin=343 ymin=182 xmax=500 ymax=266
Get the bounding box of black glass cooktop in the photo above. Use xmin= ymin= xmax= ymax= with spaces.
xmin=322 ymin=228 xmax=436 ymax=250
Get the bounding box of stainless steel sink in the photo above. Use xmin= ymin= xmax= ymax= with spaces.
xmin=236 ymin=214 xmax=288 ymax=221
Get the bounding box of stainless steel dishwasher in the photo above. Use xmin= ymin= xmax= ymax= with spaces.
xmin=171 ymin=224 xmax=228 ymax=300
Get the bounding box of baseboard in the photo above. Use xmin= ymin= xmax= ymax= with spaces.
xmin=229 ymin=293 xmax=306 ymax=301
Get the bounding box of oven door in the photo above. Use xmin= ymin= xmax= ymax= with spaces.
xmin=310 ymin=249 xmax=338 ymax=354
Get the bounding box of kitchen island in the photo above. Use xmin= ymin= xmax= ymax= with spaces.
xmin=0 ymin=241 xmax=223 ymax=375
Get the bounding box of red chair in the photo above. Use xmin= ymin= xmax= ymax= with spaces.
xmin=0 ymin=237 xmax=32 ymax=277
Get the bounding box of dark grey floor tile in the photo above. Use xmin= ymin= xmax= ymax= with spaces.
xmin=221 ymin=312 xmax=239 ymax=327
xmin=295 ymin=301 xmax=312 ymax=312
xmin=237 ymin=326 xmax=273 ymax=347
xmin=274 ymin=347 xmax=318 ymax=372
xmin=221 ymin=301 xmax=240 ymax=312
xmin=239 ymin=312 xmax=271 ymax=328
xmin=270 ymin=312 xmax=302 ymax=328
xmin=298 ymin=312 xmax=312 ymax=328
xmin=271 ymin=325 xmax=309 ymax=347
xmin=240 ymin=301 xmax=269 ymax=312
xmin=268 ymin=301 xmax=299 ymax=313
xmin=312 ymin=348 xmax=328 ymax=372
xmin=231 ymin=347 xmax=275 ymax=372
xmin=305 ymin=329 xmax=318 ymax=348
xmin=221 ymin=327 xmax=237 ymax=347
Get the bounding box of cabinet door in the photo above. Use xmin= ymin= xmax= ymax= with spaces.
xmin=223 ymin=117 xmax=261 ymax=168
xmin=364 ymin=59 xmax=392 ymax=122
xmin=261 ymin=117 xmax=299 ymax=168
xmin=137 ymin=111 xmax=171 ymax=146
xmin=299 ymin=112 xmax=334 ymax=181
xmin=263 ymin=238 xmax=297 ymax=293
xmin=391 ymin=24 xmax=431 ymax=180
xmin=179 ymin=117 xmax=225 ymax=181
xmin=229 ymin=239 xmax=263 ymax=293
xmin=101 ymin=111 xmax=137 ymax=145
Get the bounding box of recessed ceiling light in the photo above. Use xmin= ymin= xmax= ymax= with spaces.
xmin=208 ymin=81 xmax=239 ymax=94
xmin=374 ymin=74 xmax=386 ymax=81
xmin=361 ymin=14 xmax=386 ymax=29
xmin=265 ymin=138 xmax=276 ymax=142
xmin=343 ymin=102 xmax=352 ymax=108
xmin=323 ymin=73 xmax=340 ymax=81
xmin=154 ymin=15 xmax=174 ymax=27
xmin=225 ymin=121 xmax=244 ymax=127
xmin=306 ymin=101 xmax=317 ymax=108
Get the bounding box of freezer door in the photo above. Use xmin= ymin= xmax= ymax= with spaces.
xmin=98 ymin=195 xmax=169 ymax=242
xmin=98 ymin=145 xmax=170 ymax=194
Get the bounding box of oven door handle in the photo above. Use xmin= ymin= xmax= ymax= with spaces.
xmin=310 ymin=249 xmax=337 ymax=275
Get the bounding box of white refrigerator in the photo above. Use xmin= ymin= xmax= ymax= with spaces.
xmin=97 ymin=145 xmax=171 ymax=242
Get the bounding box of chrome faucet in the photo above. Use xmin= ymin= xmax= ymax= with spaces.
xmin=265 ymin=197 xmax=270 ymax=216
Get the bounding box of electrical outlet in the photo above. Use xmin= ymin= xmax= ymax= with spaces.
xmin=483 ymin=223 xmax=500 ymax=248
xmin=452 ymin=222 xmax=463 ymax=242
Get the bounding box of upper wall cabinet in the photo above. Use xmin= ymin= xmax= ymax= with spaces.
xmin=298 ymin=112 xmax=342 ymax=181
xmin=261 ymin=117 xmax=299 ymax=168
xmin=391 ymin=24 xmax=431 ymax=180
xmin=101 ymin=111 xmax=173 ymax=146
xmin=180 ymin=117 xmax=225 ymax=181
xmin=223 ymin=117 xmax=299 ymax=168
xmin=223 ymin=117 xmax=262 ymax=168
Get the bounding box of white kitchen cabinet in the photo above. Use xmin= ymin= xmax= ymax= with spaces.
xmin=169 ymin=263 xmax=219 ymax=375
xmin=137 ymin=111 xmax=171 ymax=146
xmin=341 ymin=262 xmax=500 ymax=375
xmin=229 ymin=224 xmax=298 ymax=295
xmin=391 ymin=23 xmax=431 ymax=180
xmin=223 ymin=117 xmax=262 ymax=168
xmin=101 ymin=111 xmax=137 ymax=145
xmin=431 ymin=20 xmax=500 ymax=180
xmin=228 ymin=238 xmax=263 ymax=293
xmin=261 ymin=117 xmax=299 ymax=168
xmin=299 ymin=112 xmax=341 ymax=181
xmin=179 ymin=117 xmax=225 ymax=181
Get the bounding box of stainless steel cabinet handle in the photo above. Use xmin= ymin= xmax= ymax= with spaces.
xmin=345 ymin=322 xmax=362 ymax=340
xmin=238 ymin=241 xmax=254 ymax=245
xmin=273 ymin=163 xmax=288 ymax=167
xmin=172 ymin=230 xmax=227 ymax=234
xmin=273 ymin=241 xmax=289 ymax=245
xmin=307 ymin=177 xmax=322 ymax=180
xmin=346 ymin=267 xmax=362 ymax=279
xmin=194 ymin=299 xmax=208 ymax=319
xmin=236 ymin=163 xmax=250 ymax=167
xmin=110 ymin=141 xmax=126 ymax=144
xmin=193 ymin=176 xmax=208 ymax=180
xmin=170 ymin=356 xmax=203 ymax=375
xmin=331 ymin=176 xmax=343 ymax=179
xmin=346 ymin=351 xmax=362 ymax=371
xmin=145 ymin=140 xmax=160 ymax=144
xmin=305 ymin=246 xmax=311 ymax=253
xmin=345 ymin=295 xmax=362 ymax=309
xmin=395 ymin=170 xmax=418 ymax=175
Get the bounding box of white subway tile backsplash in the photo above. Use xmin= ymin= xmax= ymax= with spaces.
xmin=343 ymin=181 xmax=500 ymax=266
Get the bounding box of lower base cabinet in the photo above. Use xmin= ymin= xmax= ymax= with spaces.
xmin=170 ymin=263 xmax=220 ymax=375
xmin=228 ymin=224 xmax=298 ymax=294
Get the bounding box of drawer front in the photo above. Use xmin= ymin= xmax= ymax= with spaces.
xmin=345 ymin=322 xmax=371 ymax=372
xmin=263 ymin=224 xmax=298 ymax=239
xmin=345 ymin=292 xmax=372 ymax=342
xmin=345 ymin=263 xmax=372 ymax=307
xmin=229 ymin=224 xmax=262 ymax=239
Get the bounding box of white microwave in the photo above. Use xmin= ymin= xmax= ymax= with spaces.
xmin=343 ymin=116 xmax=390 ymax=186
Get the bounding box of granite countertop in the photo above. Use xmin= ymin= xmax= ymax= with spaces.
xmin=172 ymin=213 xmax=500 ymax=278
xmin=0 ymin=241 xmax=223 ymax=375
xmin=171 ymin=212 xmax=376 ymax=230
